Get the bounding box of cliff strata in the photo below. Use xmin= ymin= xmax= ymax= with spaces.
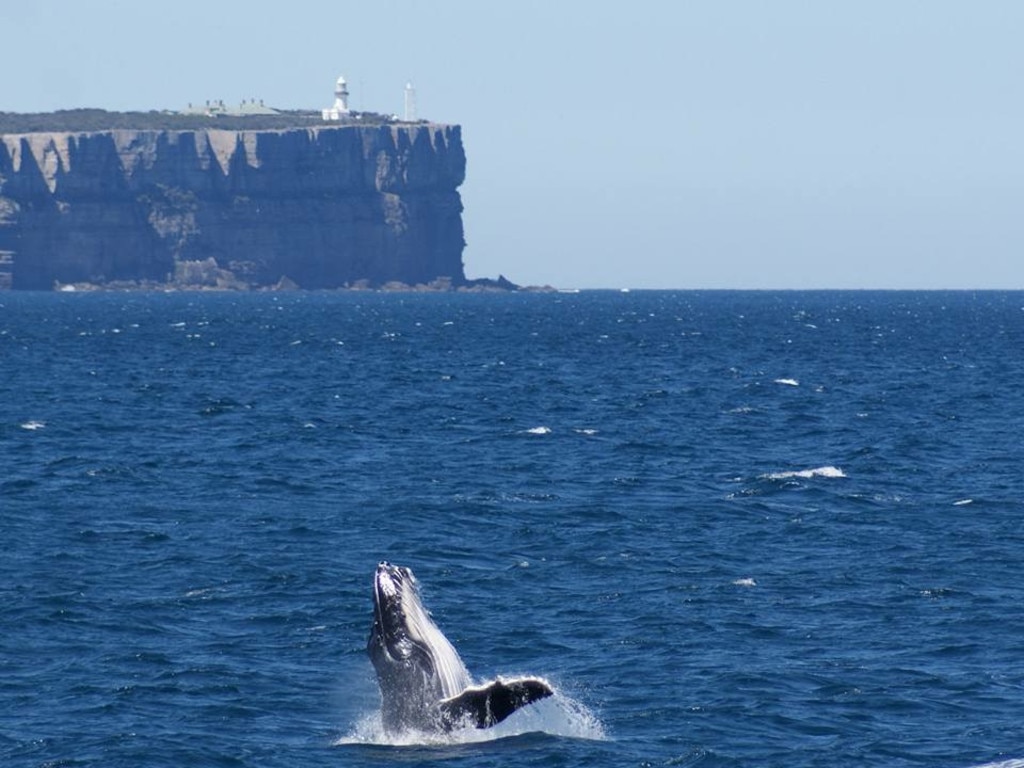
xmin=0 ymin=124 xmax=468 ymax=290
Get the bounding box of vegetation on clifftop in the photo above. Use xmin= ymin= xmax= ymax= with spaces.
xmin=0 ymin=109 xmax=418 ymax=134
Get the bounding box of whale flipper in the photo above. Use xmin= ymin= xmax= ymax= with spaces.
xmin=438 ymin=677 xmax=554 ymax=729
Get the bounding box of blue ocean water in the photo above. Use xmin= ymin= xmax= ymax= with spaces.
xmin=1 ymin=290 xmax=1022 ymax=768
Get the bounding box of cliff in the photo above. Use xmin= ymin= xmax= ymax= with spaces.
xmin=0 ymin=124 xmax=467 ymax=290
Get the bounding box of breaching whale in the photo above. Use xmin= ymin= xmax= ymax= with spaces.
xmin=367 ymin=561 xmax=553 ymax=733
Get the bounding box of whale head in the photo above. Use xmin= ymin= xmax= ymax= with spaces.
xmin=367 ymin=562 xmax=473 ymax=731
xmin=369 ymin=562 xmax=418 ymax=662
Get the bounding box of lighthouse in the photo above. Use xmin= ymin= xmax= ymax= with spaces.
xmin=322 ymin=75 xmax=350 ymax=121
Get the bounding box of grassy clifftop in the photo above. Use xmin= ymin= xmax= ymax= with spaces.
xmin=0 ymin=109 xmax=412 ymax=134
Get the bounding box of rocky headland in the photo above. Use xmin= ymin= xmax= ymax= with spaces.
xmin=0 ymin=118 xmax=504 ymax=291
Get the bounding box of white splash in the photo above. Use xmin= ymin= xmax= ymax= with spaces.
xmin=334 ymin=689 xmax=605 ymax=747
xmin=774 ymin=378 xmax=800 ymax=387
xmin=767 ymin=466 xmax=846 ymax=480
xmin=20 ymin=420 xmax=46 ymax=430
xmin=525 ymin=426 xmax=551 ymax=435
xmin=733 ymin=578 xmax=757 ymax=587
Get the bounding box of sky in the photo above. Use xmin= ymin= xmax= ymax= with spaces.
xmin=3 ymin=1 xmax=1023 ymax=289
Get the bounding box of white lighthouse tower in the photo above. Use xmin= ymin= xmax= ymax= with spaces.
xmin=322 ymin=75 xmax=350 ymax=121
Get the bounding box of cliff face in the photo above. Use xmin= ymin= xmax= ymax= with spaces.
xmin=0 ymin=124 xmax=466 ymax=290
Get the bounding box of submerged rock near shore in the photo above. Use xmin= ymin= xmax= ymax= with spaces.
xmin=0 ymin=123 xmax=478 ymax=290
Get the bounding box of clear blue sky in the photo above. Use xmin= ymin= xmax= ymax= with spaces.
xmin=5 ymin=1 xmax=1023 ymax=289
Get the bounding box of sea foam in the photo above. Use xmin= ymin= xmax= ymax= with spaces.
xmin=335 ymin=688 xmax=605 ymax=747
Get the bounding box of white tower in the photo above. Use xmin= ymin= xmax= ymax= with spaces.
xmin=404 ymin=81 xmax=417 ymax=122
xmin=322 ymin=75 xmax=351 ymax=121
xmin=334 ymin=76 xmax=350 ymax=113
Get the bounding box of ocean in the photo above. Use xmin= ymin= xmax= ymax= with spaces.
xmin=1 ymin=290 xmax=1022 ymax=768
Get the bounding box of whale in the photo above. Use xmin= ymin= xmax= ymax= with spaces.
xmin=367 ymin=561 xmax=553 ymax=733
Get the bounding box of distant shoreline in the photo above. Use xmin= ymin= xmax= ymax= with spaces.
xmin=44 ymin=275 xmax=537 ymax=294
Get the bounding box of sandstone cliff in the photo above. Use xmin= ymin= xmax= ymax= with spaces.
xmin=0 ymin=124 xmax=466 ymax=290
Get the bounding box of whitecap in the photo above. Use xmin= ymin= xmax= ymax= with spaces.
xmin=20 ymin=420 xmax=46 ymax=430
xmin=733 ymin=578 xmax=757 ymax=588
xmin=952 ymin=498 xmax=973 ymax=506
xmin=767 ymin=466 xmax=846 ymax=480
xmin=525 ymin=426 xmax=551 ymax=435
xmin=774 ymin=378 xmax=800 ymax=387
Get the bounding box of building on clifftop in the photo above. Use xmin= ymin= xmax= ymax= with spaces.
xmin=180 ymin=99 xmax=280 ymax=117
